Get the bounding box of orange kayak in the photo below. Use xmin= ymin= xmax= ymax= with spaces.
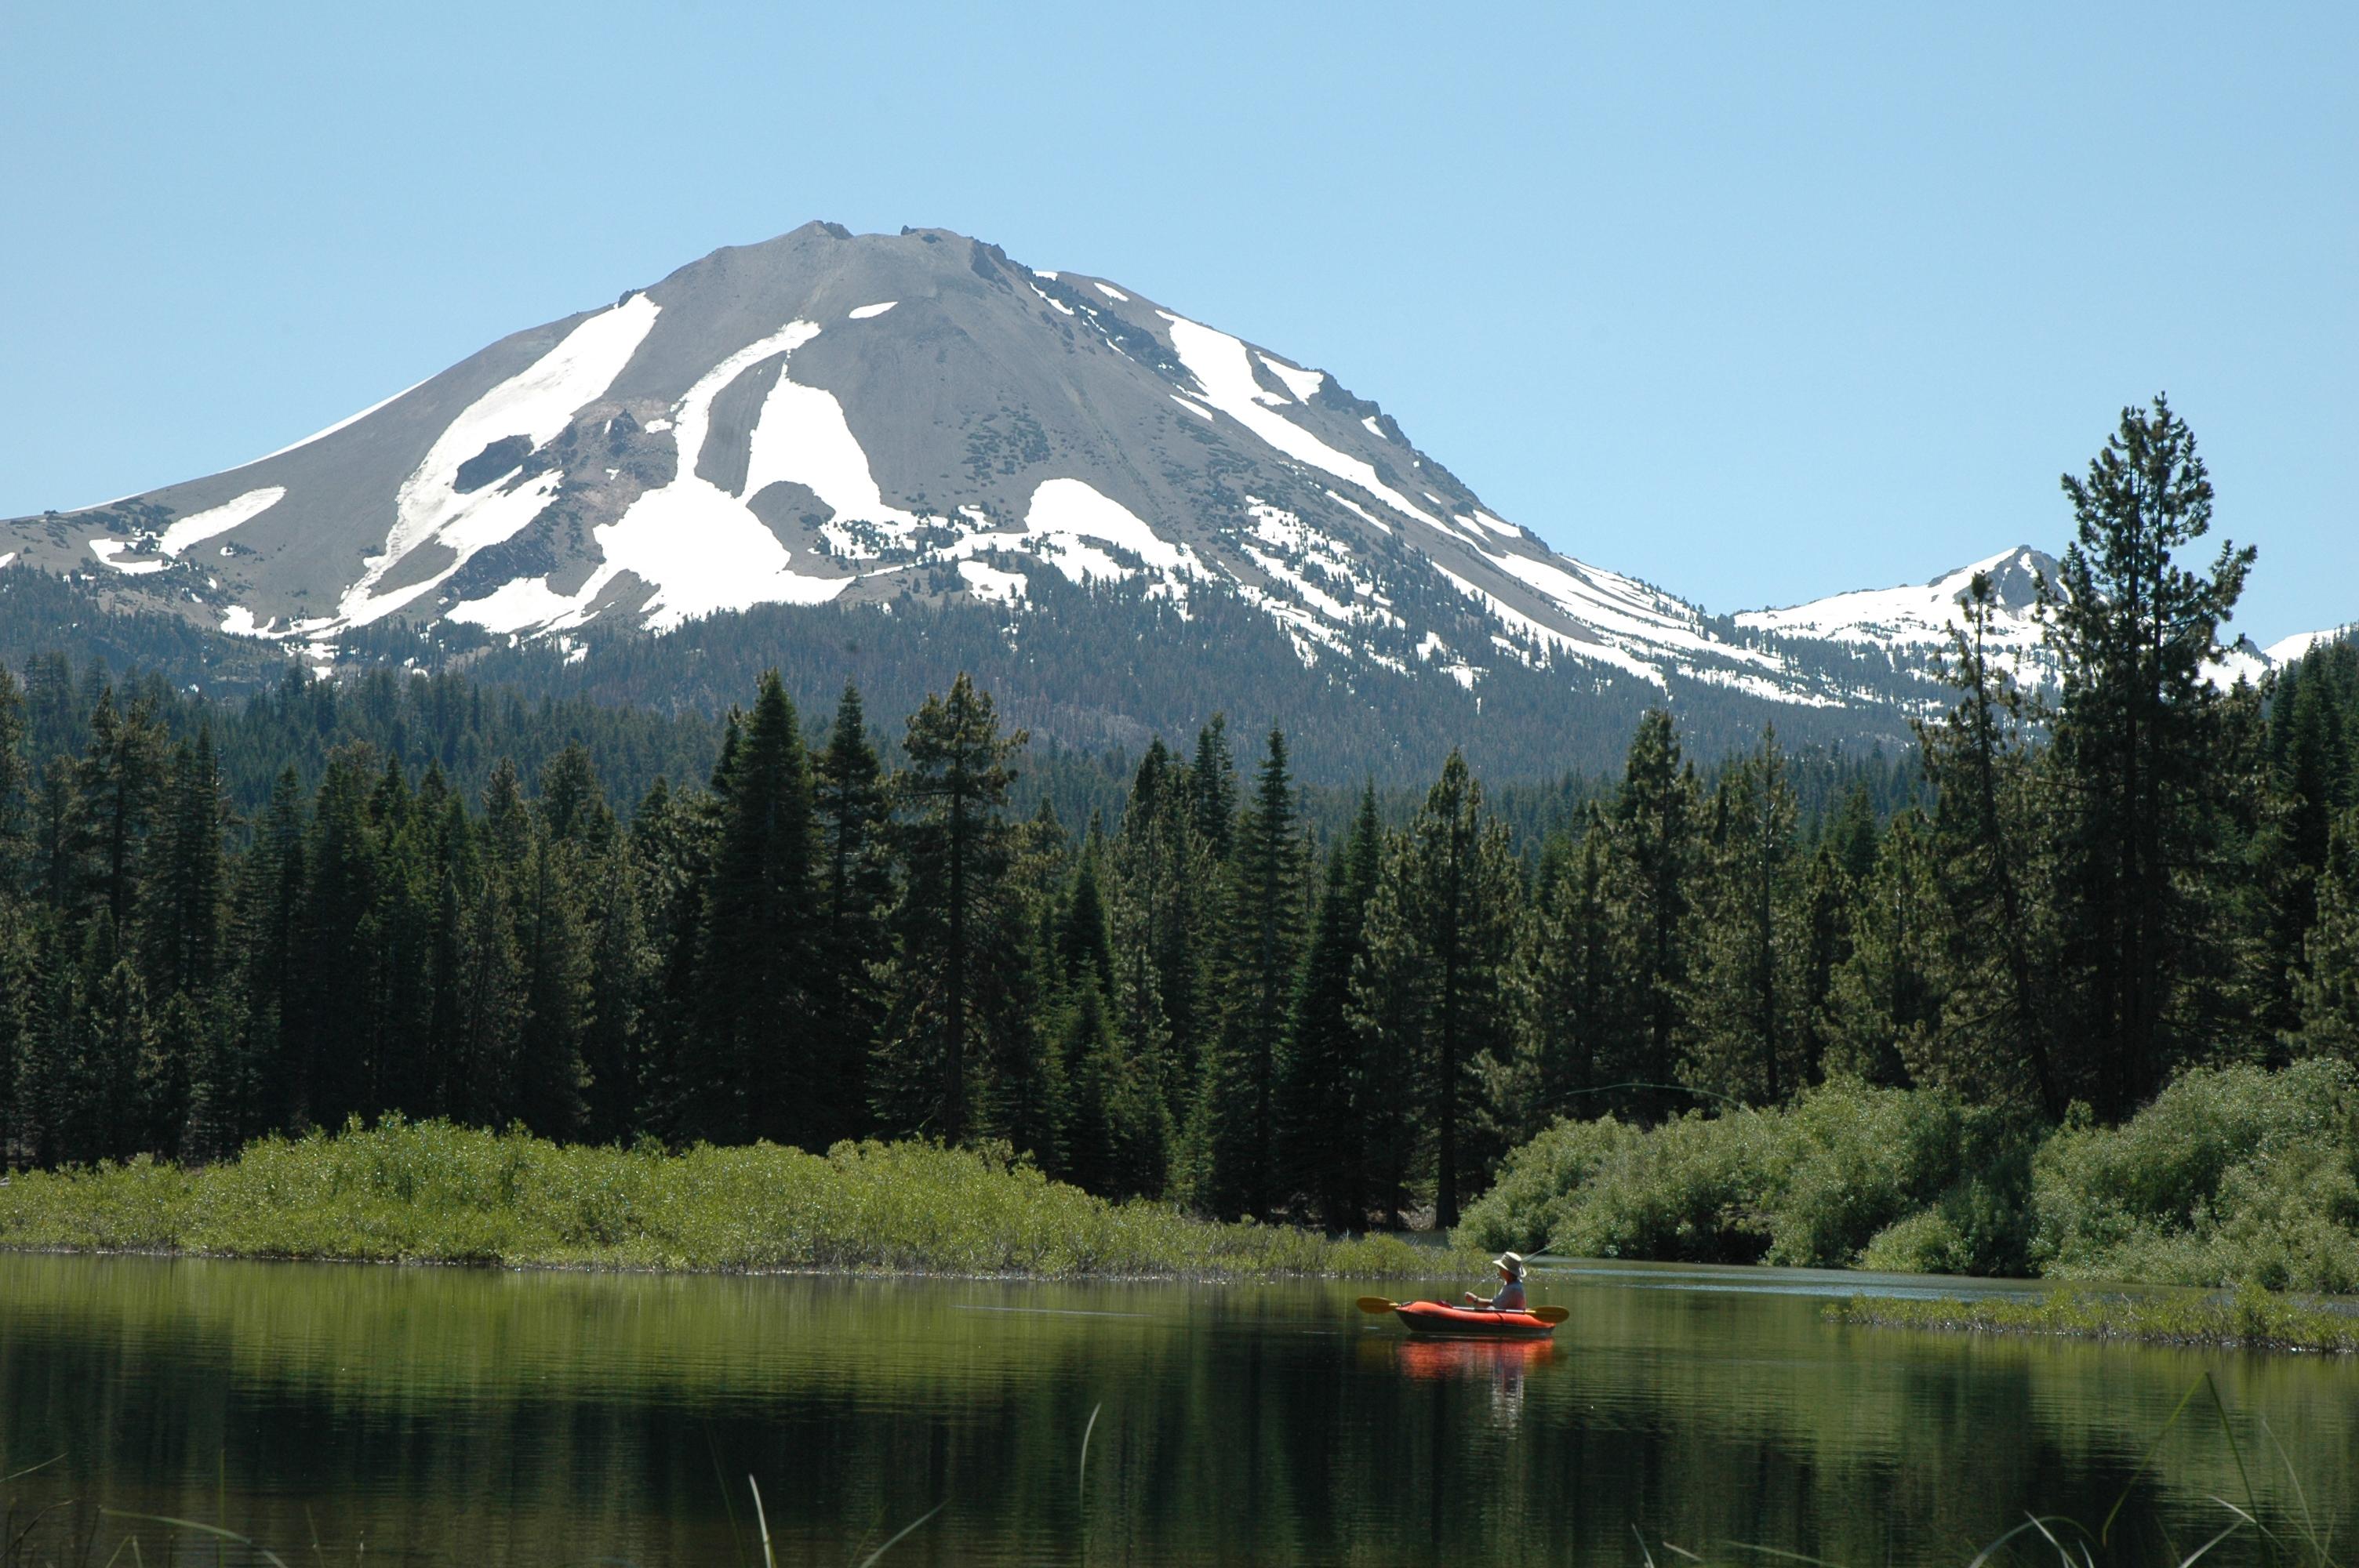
xmin=1390 ymin=1301 xmax=1557 ymax=1339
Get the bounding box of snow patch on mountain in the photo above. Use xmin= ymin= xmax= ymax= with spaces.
xmin=1161 ymin=312 xmax=1441 ymax=529
xmin=89 ymin=539 xmax=166 ymax=575
xmin=847 ymin=301 xmax=896 ymax=319
xmin=158 ymin=487 xmax=285 ymax=556
xmin=1256 ymin=354 xmax=1325 ymax=403
xmin=1016 ymin=477 xmax=1201 ymax=597
xmin=347 ymin=294 xmax=663 ymax=626
xmin=743 ymin=354 xmax=921 ymax=535
xmin=473 ymin=317 xmax=852 ymax=633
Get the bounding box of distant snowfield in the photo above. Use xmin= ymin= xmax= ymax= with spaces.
xmin=1736 ymin=548 xmax=2052 ymax=650
xmin=848 ymin=301 xmax=896 ymax=319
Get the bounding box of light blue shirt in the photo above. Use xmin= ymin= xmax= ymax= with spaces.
xmin=1487 ymin=1278 xmax=1526 ymax=1310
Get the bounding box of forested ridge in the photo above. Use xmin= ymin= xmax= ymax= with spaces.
xmin=4 ymin=398 xmax=2356 ymax=1243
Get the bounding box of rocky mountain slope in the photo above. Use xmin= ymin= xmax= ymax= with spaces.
xmin=5 ymin=223 xmax=2342 ymax=775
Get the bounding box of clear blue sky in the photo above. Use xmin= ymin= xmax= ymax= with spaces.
xmin=5 ymin=3 xmax=2352 ymax=638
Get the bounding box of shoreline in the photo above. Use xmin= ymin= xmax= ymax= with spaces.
xmin=0 ymin=1238 xmax=1449 ymax=1283
xmin=1831 ymin=1288 xmax=2359 ymax=1355
xmin=0 ymin=1123 xmax=1475 ymax=1283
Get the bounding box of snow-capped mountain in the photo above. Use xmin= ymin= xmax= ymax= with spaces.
xmin=1743 ymin=546 xmax=2347 ymax=692
xmin=4 ymin=226 xmax=1860 ymax=702
xmin=5 ymin=223 xmax=2343 ymax=767
xmin=1737 ymin=546 xmax=2059 ymax=658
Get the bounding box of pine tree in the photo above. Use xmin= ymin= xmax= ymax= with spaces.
xmin=688 ymin=671 xmax=820 ymax=1145
xmin=2295 ymin=808 xmax=2359 ymax=1061
xmin=580 ymin=837 xmax=650 ymax=1143
xmin=1608 ymin=710 xmax=1701 ymax=1111
xmin=812 ymin=683 xmax=890 ymax=1144
xmin=1190 ymin=716 xmax=1238 ymax=864
xmin=0 ymin=666 xmax=31 ymax=895
xmin=1193 ymin=729 xmax=1305 ymax=1218
xmin=512 ymin=828 xmax=589 ymax=1137
xmin=1919 ymin=572 xmax=2061 ymax=1114
xmin=141 ymin=731 xmax=226 ymax=1000
xmin=1110 ymin=738 xmax=1216 ymax=1129
xmin=454 ymin=871 xmax=523 ymax=1126
xmin=874 ymin=673 xmax=1028 ymax=1145
xmin=2261 ymin=668 xmax=2349 ymax=1039
xmin=1515 ymin=806 xmax=1632 ymax=1121
xmin=1278 ymin=785 xmax=1383 ymax=1228
xmin=1681 ymin=729 xmax=1803 ymax=1106
xmin=70 ymin=687 xmax=165 ymax=931
xmin=1405 ymin=752 xmax=1521 ymax=1224
xmin=1825 ymin=810 xmax=1945 ymax=1087
xmin=1347 ymin=833 xmax=1427 ymax=1227
xmin=536 ymin=741 xmax=614 ymax=850
xmin=2044 ymin=394 xmax=2256 ymax=1115
xmin=295 ymin=750 xmax=380 ymax=1125
xmin=629 ymin=775 xmax=717 ymax=1141
xmin=228 ymin=770 xmax=306 ymax=1136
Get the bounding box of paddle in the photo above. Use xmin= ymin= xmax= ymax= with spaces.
xmin=1355 ymin=1296 xmax=1568 ymax=1324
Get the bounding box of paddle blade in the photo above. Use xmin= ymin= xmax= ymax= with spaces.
xmin=1528 ymin=1306 xmax=1569 ymax=1324
xmin=1355 ymin=1296 xmax=1399 ymax=1315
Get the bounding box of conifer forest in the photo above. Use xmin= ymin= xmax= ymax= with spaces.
xmin=4 ymin=397 xmax=2356 ymax=1241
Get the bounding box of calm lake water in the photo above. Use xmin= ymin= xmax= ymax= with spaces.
xmin=2 ymin=1252 xmax=2353 ymax=1565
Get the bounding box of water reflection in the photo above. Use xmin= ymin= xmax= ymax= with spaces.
xmin=0 ymin=1253 xmax=2347 ymax=1566
xmin=1388 ymin=1338 xmax=1554 ymax=1430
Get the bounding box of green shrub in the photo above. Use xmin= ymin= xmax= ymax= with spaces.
xmin=1461 ymin=1080 xmax=2037 ymax=1272
xmin=2030 ymin=1058 xmax=2359 ymax=1290
xmin=0 ymin=1117 xmax=1467 ymax=1280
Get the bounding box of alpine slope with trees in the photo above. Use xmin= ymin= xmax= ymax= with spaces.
xmin=3 ymin=397 xmax=2359 ymax=1264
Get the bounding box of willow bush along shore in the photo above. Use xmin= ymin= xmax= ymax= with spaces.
xmin=3 ymin=397 xmax=2359 ymax=1259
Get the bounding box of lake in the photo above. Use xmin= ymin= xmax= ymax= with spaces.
xmin=1 ymin=1252 xmax=2350 ymax=1565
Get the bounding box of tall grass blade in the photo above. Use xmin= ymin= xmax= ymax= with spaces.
xmin=2102 ymin=1374 xmax=2208 ymax=1546
xmin=8 ymin=1499 xmax=79 ymax=1561
xmin=746 ymin=1476 xmax=775 ymax=1568
xmin=1078 ymin=1402 xmax=1102 ymax=1510
xmin=2023 ymin=1510 xmax=2080 ymax=1568
xmin=2199 ymin=1372 xmax=2274 ymax=1568
xmin=1629 ymin=1524 xmax=1659 ymax=1568
xmin=2178 ymin=1519 xmax=2247 ymax=1568
xmin=0 ymin=1455 xmax=63 ymax=1486
xmin=1661 ymin=1544 xmax=1704 ymax=1563
xmin=852 ymin=1501 xmax=943 ymax=1568
xmin=97 ymin=1511 xmax=291 ymax=1568
xmin=1721 ymin=1543 xmax=1847 ymax=1566
xmin=703 ymin=1425 xmax=745 ymax=1566
xmin=2257 ymin=1417 xmax=2324 ymax=1563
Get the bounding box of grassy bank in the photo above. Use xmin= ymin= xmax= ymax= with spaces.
xmin=1832 ymin=1287 xmax=2359 ymax=1354
xmin=0 ymin=1117 xmax=1465 ymax=1278
xmin=1462 ymin=1058 xmax=2359 ymax=1290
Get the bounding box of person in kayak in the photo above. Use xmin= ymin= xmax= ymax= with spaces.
xmin=1463 ymin=1251 xmax=1527 ymax=1311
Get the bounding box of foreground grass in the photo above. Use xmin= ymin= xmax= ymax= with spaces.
xmin=1832 ymin=1286 xmax=2359 ymax=1354
xmin=0 ymin=1117 xmax=1464 ymax=1279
